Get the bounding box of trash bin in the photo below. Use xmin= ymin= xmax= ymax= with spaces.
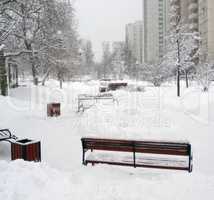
xmin=11 ymin=139 xmax=41 ymax=162
xmin=47 ymin=103 xmax=61 ymax=117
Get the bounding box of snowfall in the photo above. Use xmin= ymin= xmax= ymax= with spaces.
xmin=0 ymin=79 xmax=214 ymax=200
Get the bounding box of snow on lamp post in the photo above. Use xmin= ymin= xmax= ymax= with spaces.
xmin=176 ymin=36 xmax=181 ymax=97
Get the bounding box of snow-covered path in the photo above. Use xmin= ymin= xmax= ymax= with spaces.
xmin=0 ymin=80 xmax=214 ymax=200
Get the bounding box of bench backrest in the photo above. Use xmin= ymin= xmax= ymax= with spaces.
xmin=81 ymin=138 xmax=191 ymax=156
xmin=108 ymin=82 xmax=128 ymax=90
xmin=0 ymin=129 xmax=12 ymax=141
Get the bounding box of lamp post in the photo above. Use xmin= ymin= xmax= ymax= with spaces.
xmin=175 ymin=15 xmax=181 ymax=97
xmin=135 ymin=61 xmax=139 ymax=81
xmin=177 ymin=38 xmax=181 ymax=97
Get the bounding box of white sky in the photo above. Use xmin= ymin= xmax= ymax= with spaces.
xmin=74 ymin=0 xmax=142 ymax=61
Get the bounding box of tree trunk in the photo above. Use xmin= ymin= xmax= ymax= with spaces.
xmin=41 ymin=67 xmax=52 ymax=86
xmin=60 ymin=79 xmax=63 ymax=89
xmin=25 ymin=43 xmax=38 ymax=86
xmin=0 ymin=50 xmax=8 ymax=96
xmin=203 ymin=86 xmax=208 ymax=92
xmin=57 ymin=71 xmax=63 ymax=89
xmin=32 ymin=64 xmax=38 ymax=85
xmin=22 ymin=4 xmax=38 ymax=86
xmin=185 ymin=70 xmax=189 ymax=88
xmin=177 ymin=67 xmax=180 ymax=97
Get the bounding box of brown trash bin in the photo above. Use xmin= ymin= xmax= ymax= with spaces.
xmin=11 ymin=139 xmax=41 ymax=162
xmin=47 ymin=103 xmax=60 ymax=117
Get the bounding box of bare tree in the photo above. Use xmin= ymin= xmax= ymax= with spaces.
xmin=0 ymin=0 xmax=46 ymax=84
xmin=0 ymin=0 xmax=79 ymax=86
xmin=141 ymin=60 xmax=172 ymax=87
xmin=124 ymin=43 xmax=137 ymax=79
xmin=196 ymin=62 xmax=214 ymax=92
xmin=79 ymin=39 xmax=95 ymax=78
xmin=111 ymin=42 xmax=125 ymax=79
xmin=100 ymin=42 xmax=114 ymax=79
xmin=40 ymin=0 xmax=79 ymax=87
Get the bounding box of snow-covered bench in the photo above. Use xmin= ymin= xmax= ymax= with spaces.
xmin=81 ymin=138 xmax=193 ymax=172
xmin=77 ymin=93 xmax=118 ymax=112
xmin=0 ymin=129 xmax=17 ymax=142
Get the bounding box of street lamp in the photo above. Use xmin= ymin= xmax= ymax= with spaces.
xmin=177 ymin=37 xmax=181 ymax=97
xmin=175 ymin=15 xmax=181 ymax=97
xmin=135 ymin=61 xmax=139 ymax=81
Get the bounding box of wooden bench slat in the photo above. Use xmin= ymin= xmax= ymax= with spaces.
xmin=83 ymin=137 xmax=188 ymax=144
xmin=83 ymin=138 xmax=189 ymax=147
xmin=86 ymin=160 xmax=189 ymax=171
xmin=84 ymin=141 xmax=189 ymax=149
xmin=83 ymin=140 xmax=190 ymax=156
xmin=85 ymin=146 xmax=188 ymax=156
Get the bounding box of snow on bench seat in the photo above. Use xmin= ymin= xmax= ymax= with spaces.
xmin=85 ymin=151 xmax=188 ymax=169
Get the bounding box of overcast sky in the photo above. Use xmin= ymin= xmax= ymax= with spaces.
xmin=74 ymin=0 xmax=142 ymax=61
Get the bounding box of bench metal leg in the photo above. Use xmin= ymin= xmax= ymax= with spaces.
xmin=189 ymin=153 xmax=193 ymax=173
xmin=82 ymin=149 xmax=86 ymax=165
xmin=188 ymin=145 xmax=193 ymax=173
xmin=133 ymin=142 xmax=136 ymax=168
xmin=133 ymin=152 xmax=136 ymax=168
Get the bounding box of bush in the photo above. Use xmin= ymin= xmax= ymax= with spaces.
xmin=127 ymin=84 xmax=145 ymax=92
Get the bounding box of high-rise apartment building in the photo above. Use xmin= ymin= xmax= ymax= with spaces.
xmin=170 ymin=0 xmax=214 ymax=62
xmin=188 ymin=0 xmax=199 ymax=32
xmin=125 ymin=21 xmax=143 ymax=63
xmin=169 ymin=0 xmax=198 ymax=31
xmin=169 ymin=0 xmax=200 ymax=65
xmin=199 ymin=0 xmax=214 ymax=61
xmin=142 ymin=0 xmax=169 ymax=64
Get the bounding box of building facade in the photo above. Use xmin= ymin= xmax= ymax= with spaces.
xmin=125 ymin=21 xmax=143 ymax=64
xmin=169 ymin=0 xmax=199 ymax=29
xmin=199 ymin=0 xmax=214 ymax=62
xmin=170 ymin=0 xmax=214 ymax=62
xmin=188 ymin=0 xmax=199 ymax=32
xmin=142 ymin=0 xmax=169 ymax=64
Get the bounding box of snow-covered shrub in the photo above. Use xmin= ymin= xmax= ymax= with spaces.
xmin=196 ymin=62 xmax=214 ymax=92
xmin=141 ymin=62 xmax=171 ymax=87
xmin=126 ymin=84 xmax=145 ymax=92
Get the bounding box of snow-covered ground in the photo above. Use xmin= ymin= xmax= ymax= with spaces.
xmin=0 ymin=80 xmax=214 ymax=200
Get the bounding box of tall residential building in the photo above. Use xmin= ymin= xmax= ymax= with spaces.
xmin=142 ymin=0 xmax=170 ymax=64
xmin=169 ymin=0 xmax=200 ymax=65
xmin=199 ymin=0 xmax=214 ymax=61
xmin=188 ymin=0 xmax=199 ymax=32
xmin=169 ymin=0 xmax=199 ymax=31
xmin=170 ymin=0 xmax=214 ymax=62
xmin=125 ymin=21 xmax=143 ymax=64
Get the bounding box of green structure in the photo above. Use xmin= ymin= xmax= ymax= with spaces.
xmin=0 ymin=49 xmax=8 ymax=96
